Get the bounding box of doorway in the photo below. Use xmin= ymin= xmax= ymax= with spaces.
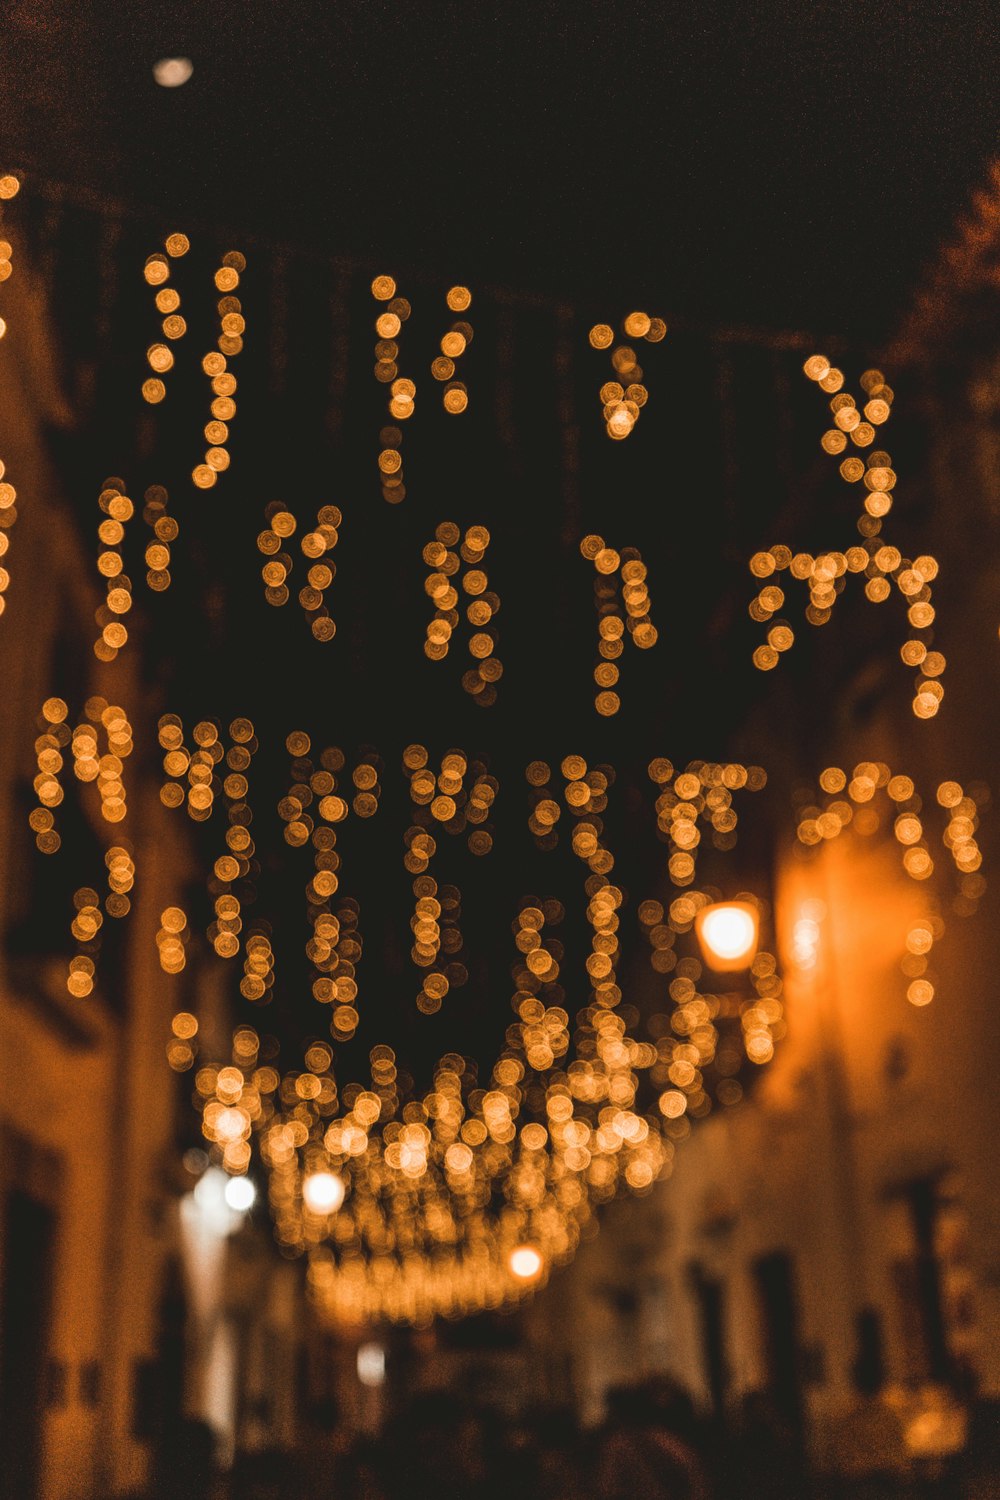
xmin=0 ymin=1190 xmax=57 ymax=1500
xmin=753 ymin=1251 xmax=804 ymax=1434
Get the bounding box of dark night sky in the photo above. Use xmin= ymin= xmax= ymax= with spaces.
xmin=5 ymin=0 xmax=1000 ymax=337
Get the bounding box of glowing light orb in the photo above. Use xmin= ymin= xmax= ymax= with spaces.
xmin=302 ymin=1170 xmax=345 ymax=1215
xmin=223 ymin=1175 xmax=256 ymax=1212
xmin=357 ymin=1342 xmax=386 ymax=1387
xmin=695 ymin=901 xmax=759 ymax=971
xmin=508 ymin=1244 xmax=543 ymax=1281
xmin=154 ymin=57 xmax=193 ymax=87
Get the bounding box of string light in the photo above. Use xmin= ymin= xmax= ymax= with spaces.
xmin=93 ymin=478 xmax=134 ymax=660
xmin=403 ymin=747 xmax=472 ymax=1014
xmin=588 ymin=312 xmax=665 ymax=439
xmin=33 ymin=710 xmax=785 ymax=1319
xmin=423 ymin=522 xmax=502 ymax=704
xmin=30 ymin=695 xmax=136 ymax=996
xmin=373 ymin=275 xmax=412 ymax=502
xmin=753 ymin=360 xmax=943 ymax=720
xmin=141 ymin=233 xmax=189 ymax=405
xmin=193 ymin=252 xmax=246 ymax=491
xmin=142 ymin=484 xmax=178 ymax=591
xmin=186 ymin=743 xmax=781 ymax=1323
xmin=432 ymin=286 xmax=473 ymax=413
xmin=580 ymin=536 xmax=657 ymax=713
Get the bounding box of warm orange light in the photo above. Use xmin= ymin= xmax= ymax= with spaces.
xmin=695 ymin=901 xmax=759 ymax=971
xmin=302 ymin=1170 xmax=345 ymax=1215
xmin=508 ymin=1244 xmax=543 ymax=1281
xmin=153 ymin=56 xmax=193 ymax=87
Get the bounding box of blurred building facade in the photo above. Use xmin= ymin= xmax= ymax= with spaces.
xmin=0 ymin=257 xmax=299 ymax=1500
xmin=523 ymin=174 xmax=1000 ymax=1477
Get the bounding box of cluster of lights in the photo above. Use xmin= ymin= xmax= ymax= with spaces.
xmin=141 ymin=234 xmax=190 ymax=405
xmin=280 ymin=733 xmax=373 ymax=1045
xmin=192 ymin=253 xmax=246 ymax=490
xmin=796 ymin=764 xmax=987 ymax=1005
xmin=193 ymin=1025 xmax=273 ymax=1175
xmin=753 ymin=360 xmax=943 ymax=720
xmin=240 ymin=925 xmax=275 ymax=1004
xmin=102 ymin=844 xmax=136 ymax=921
xmin=142 ymin=484 xmax=179 ymax=591
xmin=157 ymin=906 xmax=189 ymax=976
xmin=157 ymin=714 xmax=259 ymax=957
xmin=0 ymin=176 xmax=17 ymax=615
xmin=580 ymin=536 xmax=656 ymax=714
xmin=25 ymin=720 xmax=783 ymax=1320
xmin=76 ymin=699 xmax=134 ymax=822
xmin=299 ymin=505 xmax=340 ymax=640
xmin=258 ymin=502 xmax=341 ymax=638
xmin=206 ymin=721 xmax=257 ymax=959
xmin=648 ymin=758 xmax=762 ymax=886
xmin=422 ymin=522 xmax=502 ymax=705
xmin=28 ymin=692 xmax=134 ymax=919
xmin=178 ymin=883 xmax=773 ymax=1317
xmin=372 ymin=275 xmax=412 ymax=502
xmin=30 ymin=694 xmax=136 ymax=997
xmin=93 ymin=479 xmax=135 ymax=660
xmin=31 ymin=697 xmax=71 ymax=850
xmin=167 ymin=1007 xmax=198 ymax=1070
xmin=588 ymin=312 xmax=665 ymax=439
xmin=178 ymin=777 xmax=779 ymax=1324
xmin=8 ymin=175 xmax=983 ymax=1327
xmin=431 ymin=286 xmax=473 ymax=413
xmin=258 ymin=504 xmax=297 ymax=606
xmin=403 ymin=742 xmax=497 ymax=861
xmin=66 ymin=886 xmax=105 ymax=997
xmin=403 ymin=749 xmax=472 ymax=1014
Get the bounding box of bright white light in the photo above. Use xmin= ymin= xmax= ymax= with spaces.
xmin=302 ymin=1170 xmax=345 ymax=1215
xmin=193 ymin=1167 xmax=235 ymax=1237
xmin=224 ymin=1175 xmax=256 ymax=1212
xmin=509 ymin=1244 xmax=543 ymax=1280
xmin=154 ymin=57 xmax=193 ymax=88
xmin=696 ymin=901 xmax=758 ymax=970
xmin=357 ymin=1342 xmax=386 ymax=1387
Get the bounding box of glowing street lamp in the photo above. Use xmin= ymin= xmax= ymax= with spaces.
xmin=695 ymin=900 xmax=759 ymax=972
xmin=302 ymin=1170 xmax=346 ymax=1216
xmin=223 ymin=1175 xmax=256 ymax=1212
xmin=508 ymin=1244 xmax=544 ymax=1281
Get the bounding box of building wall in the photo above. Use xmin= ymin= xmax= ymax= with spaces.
xmin=527 ymin=343 xmax=1000 ymax=1464
xmin=0 ymin=259 xmax=205 ymax=1500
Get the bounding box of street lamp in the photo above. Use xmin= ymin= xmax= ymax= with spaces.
xmin=508 ymin=1244 xmax=544 ymax=1281
xmin=224 ymin=1175 xmax=256 ymax=1212
xmin=695 ymin=900 xmax=759 ymax=972
xmin=302 ymin=1170 xmax=346 ymax=1215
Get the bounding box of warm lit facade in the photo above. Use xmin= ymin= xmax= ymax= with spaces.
xmin=0 ymin=260 xmax=299 ymax=1500
xmin=527 ymin=194 xmax=1000 ymax=1472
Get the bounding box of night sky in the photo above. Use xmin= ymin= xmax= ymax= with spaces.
xmin=4 ymin=0 xmax=1000 ymax=337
